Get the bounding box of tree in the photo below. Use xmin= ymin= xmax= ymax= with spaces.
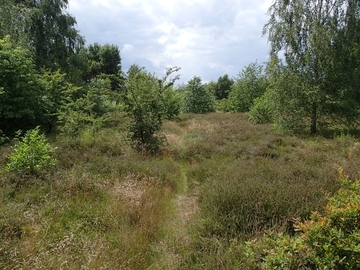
xmin=228 ymin=62 xmax=268 ymax=113
xmin=57 ymin=77 xmax=116 ymax=138
xmin=40 ymin=69 xmax=80 ymax=131
xmin=214 ymin=74 xmax=233 ymax=100
xmin=183 ymin=76 xmax=215 ymax=114
xmin=0 ymin=36 xmax=45 ymax=134
xmin=204 ymin=81 xmax=217 ymax=99
xmin=0 ymin=0 xmax=33 ymax=47
xmin=264 ymin=0 xmax=360 ymax=134
xmin=123 ymin=65 xmax=180 ymax=153
xmin=18 ymin=0 xmax=84 ymax=73
xmin=6 ymin=126 xmax=56 ymax=175
xmin=82 ymin=43 xmax=122 ymax=91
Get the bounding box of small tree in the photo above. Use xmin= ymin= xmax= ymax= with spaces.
xmin=123 ymin=65 xmax=180 ymax=154
xmin=81 ymin=43 xmax=123 ymax=91
xmin=0 ymin=35 xmax=46 ymax=134
xmin=229 ymin=62 xmax=268 ymax=113
xmin=249 ymin=89 xmax=275 ymax=124
xmin=162 ymin=86 xmax=183 ymax=120
xmin=57 ymin=78 xmax=115 ymax=138
xmin=183 ymin=76 xmax=215 ymax=114
xmin=6 ymin=127 xmax=56 ymax=175
xmin=40 ymin=69 xmax=81 ymax=131
xmin=214 ymin=74 xmax=233 ymax=100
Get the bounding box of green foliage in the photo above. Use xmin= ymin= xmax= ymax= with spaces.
xmin=21 ymin=0 xmax=84 ymax=72
xmin=249 ymin=89 xmax=275 ymax=124
xmin=5 ymin=127 xmax=56 ymax=175
xmin=57 ymin=78 xmax=115 ymax=138
xmin=243 ymin=172 xmax=360 ymax=269
xmin=229 ymin=62 xmax=268 ymax=112
xmin=81 ymin=43 xmax=122 ymax=91
xmin=124 ymin=65 xmax=180 ymax=153
xmin=264 ymin=0 xmax=360 ymax=134
xmin=0 ymin=0 xmax=33 ymax=47
xmin=162 ymin=87 xmax=183 ymax=120
xmin=214 ymin=74 xmax=234 ymax=100
xmin=0 ymin=35 xmax=45 ymax=134
xmin=41 ymin=69 xmax=81 ymax=131
xmin=183 ymin=76 xmax=215 ymax=114
xmin=215 ymin=98 xmax=232 ymax=112
xmin=0 ymin=130 xmax=10 ymax=145
xmin=268 ymin=58 xmax=318 ymax=133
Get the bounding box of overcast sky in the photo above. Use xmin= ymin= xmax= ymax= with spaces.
xmin=68 ymin=0 xmax=273 ymax=83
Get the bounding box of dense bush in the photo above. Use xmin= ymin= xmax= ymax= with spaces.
xmin=5 ymin=127 xmax=56 ymax=175
xmin=57 ymin=78 xmax=115 ymax=138
xmin=183 ymin=76 xmax=215 ymax=114
xmin=0 ymin=36 xmax=46 ymax=134
xmin=228 ymin=62 xmax=268 ymax=113
xmin=123 ymin=65 xmax=180 ymax=153
xmin=215 ymin=98 xmax=232 ymax=112
xmin=242 ymin=172 xmax=360 ymax=269
xmin=248 ymin=89 xmax=275 ymax=124
xmin=162 ymin=87 xmax=183 ymax=120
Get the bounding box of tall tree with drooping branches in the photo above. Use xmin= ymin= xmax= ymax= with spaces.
xmin=17 ymin=0 xmax=84 ymax=73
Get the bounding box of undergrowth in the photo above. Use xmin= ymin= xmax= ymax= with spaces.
xmin=0 ymin=112 xmax=359 ymax=269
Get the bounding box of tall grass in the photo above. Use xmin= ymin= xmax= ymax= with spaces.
xmin=0 ymin=127 xmax=178 ymax=269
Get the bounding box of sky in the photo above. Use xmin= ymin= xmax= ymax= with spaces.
xmin=68 ymin=0 xmax=273 ymax=83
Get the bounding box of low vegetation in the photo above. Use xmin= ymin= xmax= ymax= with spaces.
xmin=1 ymin=112 xmax=360 ymax=269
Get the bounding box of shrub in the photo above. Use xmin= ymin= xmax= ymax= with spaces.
xmin=228 ymin=62 xmax=268 ymax=113
xmin=243 ymin=171 xmax=360 ymax=269
xmin=5 ymin=127 xmax=56 ymax=175
xmin=57 ymin=78 xmax=114 ymax=138
xmin=40 ymin=69 xmax=81 ymax=131
xmin=123 ymin=65 xmax=180 ymax=154
xmin=162 ymin=87 xmax=183 ymax=120
xmin=0 ymin=35 xmax=46 ymax=134
xmin=215 ymin=98 xmax=232 ymax=112
xmin=0 ymin=130 xmax=9 ymax=145
xmin=248 ymin=90 xmax=275 ymax=124
xmin=183 ymin=76 xmax=215 ymax=114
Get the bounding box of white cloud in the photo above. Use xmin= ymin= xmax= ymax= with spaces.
xmin=68 ymin=0 xmax=272 ymax=83
xmin=122 ymin=44 xmax=134 ymax=52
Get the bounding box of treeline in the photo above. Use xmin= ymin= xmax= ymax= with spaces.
xmin=1 ymin=0 xmax=360 ymax=151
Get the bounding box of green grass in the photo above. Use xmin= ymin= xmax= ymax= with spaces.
xmin=0 ymin=112 xmax=359 ymax=269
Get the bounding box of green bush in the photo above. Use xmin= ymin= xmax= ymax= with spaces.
xmin=215 ymin=98 xmax=232 ymax=112
xmin=162 ymin=87 xmax=183 ymax=120
xmin=57 ymin=78 xmax=114 ymax=138
xmin=0 ymin=130 xmax=9 ymax=145
xmin=183 ymin=76 xmax=215 ymax=114
xmin=248 ymin=90 xmax=275 ymax=124
xmin=0 ymin=35 xmax=46 ymax=133
xmin=5 ymin=127 xmax=56 ymax=175
xmin=40 ymin=69 xmax=81 ymax=131
xmin=123 ymin=65 xmax=180 ymax=154
xmin=228 ymin=62 xmax=268 ymax=113
xmin=243 ymin=171 xmax=360 ymax=269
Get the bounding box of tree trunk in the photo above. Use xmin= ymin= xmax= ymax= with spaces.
xmin=310 ymin=101 xmax=317 ymax=135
